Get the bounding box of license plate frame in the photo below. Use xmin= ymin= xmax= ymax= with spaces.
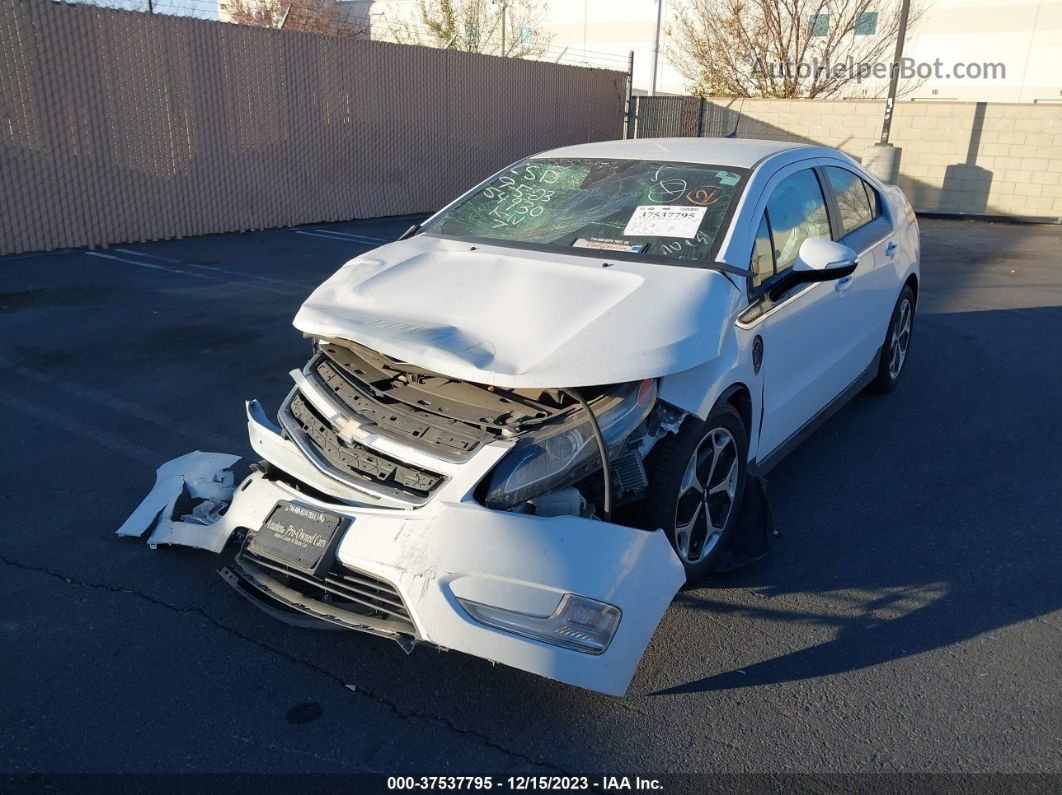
xmin=247 ymin=500 xmax=348 ymax=578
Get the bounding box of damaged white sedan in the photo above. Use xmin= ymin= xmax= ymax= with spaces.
xmin=120 ymin=138 xmax=919 ymax=695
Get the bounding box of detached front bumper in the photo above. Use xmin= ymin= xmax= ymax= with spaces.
xmin=219 ymin=470 xmax=684 ymax=696
xmin=120 ymin=385 xmax=685 ymax=696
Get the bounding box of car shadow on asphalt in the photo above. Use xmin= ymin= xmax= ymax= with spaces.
xmin=650 ymin=304 xmax=1062 ymax=696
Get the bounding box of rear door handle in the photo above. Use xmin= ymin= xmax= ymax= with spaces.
xmin=835 ymin=276 xmax=853 ymax=293
xmin=885 ymin=241 xmax=897 ymax=257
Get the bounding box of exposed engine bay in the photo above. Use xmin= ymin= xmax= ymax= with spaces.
xmin=284 ymin=337 xmax=682 ymax=523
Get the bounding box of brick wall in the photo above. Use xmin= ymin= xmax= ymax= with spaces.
xmin=634 ymin=96 xmax=1062 ymax=221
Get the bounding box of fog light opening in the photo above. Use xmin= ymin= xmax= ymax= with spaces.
xmin=457 ymin=593 xmax=622 ymax=655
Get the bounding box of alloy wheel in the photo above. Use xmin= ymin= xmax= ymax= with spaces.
xmin=673 ymin=427 xmax=738 ymax=563
xmin=888 ymin=298 xmax=912 ymax=378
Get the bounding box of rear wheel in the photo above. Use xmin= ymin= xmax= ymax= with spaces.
xmin=644 ymin=404 xmax=748 ymax=583
xmin=869 ymin=284 xmax=916 ymax=393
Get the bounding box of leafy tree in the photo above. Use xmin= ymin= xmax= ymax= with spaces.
xmin=221 ymin=0 xmax=369 ymax=37
xmin=668 ymin=0 xmax=925 ymax=98
xmin=380 ymin=0 xmax=553 ymax=58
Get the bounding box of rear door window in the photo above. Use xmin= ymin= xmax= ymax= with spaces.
xmin=825 ymin=166 xmax=876 ymax=235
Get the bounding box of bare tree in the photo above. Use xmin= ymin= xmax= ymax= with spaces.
xmin=380 ymin=0 xmax=553 ymax=58
xmin=668 ymin=0 xmax=925 ymax=98
xmin=221 ymin=0 xmax=370 ymax=37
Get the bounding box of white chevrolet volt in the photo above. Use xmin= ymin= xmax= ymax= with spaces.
xmin=123 ymin=138 xmax=920 ymax=695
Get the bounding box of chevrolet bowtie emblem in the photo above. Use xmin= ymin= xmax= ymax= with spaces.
xmin=333 ymin=414 xmax=375 ymax=442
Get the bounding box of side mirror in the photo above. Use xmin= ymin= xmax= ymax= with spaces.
xmin=793 ymin=238 xmax=859 ymax=277
xmin=767 ymin=238 xmax=858 ymax=301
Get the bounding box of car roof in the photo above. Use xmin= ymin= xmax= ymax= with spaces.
xmin=533 ymin=137 xmax=816 ymax=169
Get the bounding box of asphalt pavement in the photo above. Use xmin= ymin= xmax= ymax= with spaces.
xmin=0 ymin=216 xmax=1059 ymax=776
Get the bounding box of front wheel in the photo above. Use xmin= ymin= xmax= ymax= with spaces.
xmin=644 ymin=404 xmax=748 ymax=583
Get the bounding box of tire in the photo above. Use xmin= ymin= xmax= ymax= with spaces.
xmin=869 ymin=284 xmax=916 ymax=394
xmin=644 ymin=403 xmax=748 ymax=583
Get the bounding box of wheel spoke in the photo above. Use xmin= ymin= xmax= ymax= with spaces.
xmin=680 ymin=451 xmax=703 ymax=498
xmin=708 ymin=458 xmax=738 ymax=499
xmin=700 ymin=441 xmax=720 ymax=488
xmin=699 ymin=430 xmax=730 ymax=484
xmin=675 ymin=501 xmax=704 ymax=559
xmin=676 ymin=498 xmax=702 ymax=534
xmin=702 ymin=529 xmax=722 ymax=556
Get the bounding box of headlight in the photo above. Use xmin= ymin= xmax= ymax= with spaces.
xmin=482 ymin=379 xmax=656 ymax=509
xmin=458 ymin=593 xmax=622 ymax=654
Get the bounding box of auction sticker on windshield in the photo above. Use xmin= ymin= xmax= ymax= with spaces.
xmin=623 ymin=205 xmax=707 ymax=238
xmin=572 ymin=237 xmax=648 ymax=253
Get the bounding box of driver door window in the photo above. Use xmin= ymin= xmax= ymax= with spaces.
xmin=764 ymin=169 xmax=832 ymax=272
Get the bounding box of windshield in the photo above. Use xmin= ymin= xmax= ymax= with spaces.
xmin=422 ymin=158 xmax=748 ymax=266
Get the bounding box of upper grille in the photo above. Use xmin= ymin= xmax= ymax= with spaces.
xmin=313 ymin=356 xmax=491 ymax=461
xmin=278 ymin=341 xmax=564 ymax=505
xmin=284 ymin=393 xmax=444 ymax=501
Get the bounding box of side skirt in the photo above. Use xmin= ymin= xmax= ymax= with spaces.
xmin=750 ymin=348 xmax=881 ymax=477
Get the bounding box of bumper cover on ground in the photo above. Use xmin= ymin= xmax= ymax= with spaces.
xmin=220 ymin=471 xmax=685 ymax=696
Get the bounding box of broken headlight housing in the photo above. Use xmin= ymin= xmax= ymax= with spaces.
xmin=482 ymin=379 xmax=656 ymax=509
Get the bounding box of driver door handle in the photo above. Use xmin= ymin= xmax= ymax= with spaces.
xmin=835 ymin=275 xmax=853 ymax=293
xmin=885 ymin=241 xmax=897 ymax=257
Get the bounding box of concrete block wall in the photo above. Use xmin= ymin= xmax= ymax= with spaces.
xmin=639 ymin=96 xmax=1062 ymax=221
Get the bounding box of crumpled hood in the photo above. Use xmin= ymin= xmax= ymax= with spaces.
xmin=293 ymin=235 xmax=738 ymax=388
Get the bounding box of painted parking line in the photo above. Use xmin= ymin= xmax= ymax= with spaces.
xmin=86 ymin=250 xmax=221 ymax=281
xmin=293 ymin=230 xmax=389 ymax=245
xmin=114 ymin=247 xmax=182 ymax=264
xmin=293 ymin=230 xmax=372 ymax=243
xmin=114 ymin=248 xmax=305 ymax=289
xmin=310 ymin=229 xmax=391 ymax=244
xmin=85 ymin=251 xmax=297 ymax=296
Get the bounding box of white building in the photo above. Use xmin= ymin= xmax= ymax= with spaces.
xmin=371 ymin=0 xmax=1062 ymax=102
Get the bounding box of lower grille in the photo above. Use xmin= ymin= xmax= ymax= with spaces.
xmin=238 ymin=545 xmax=416 ymax=637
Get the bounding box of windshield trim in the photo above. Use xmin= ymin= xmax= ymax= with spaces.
xmin=420 ymin=231 xmax=753 ymax=278
xmin=418 ymin=156 xmax=752 ymax=275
